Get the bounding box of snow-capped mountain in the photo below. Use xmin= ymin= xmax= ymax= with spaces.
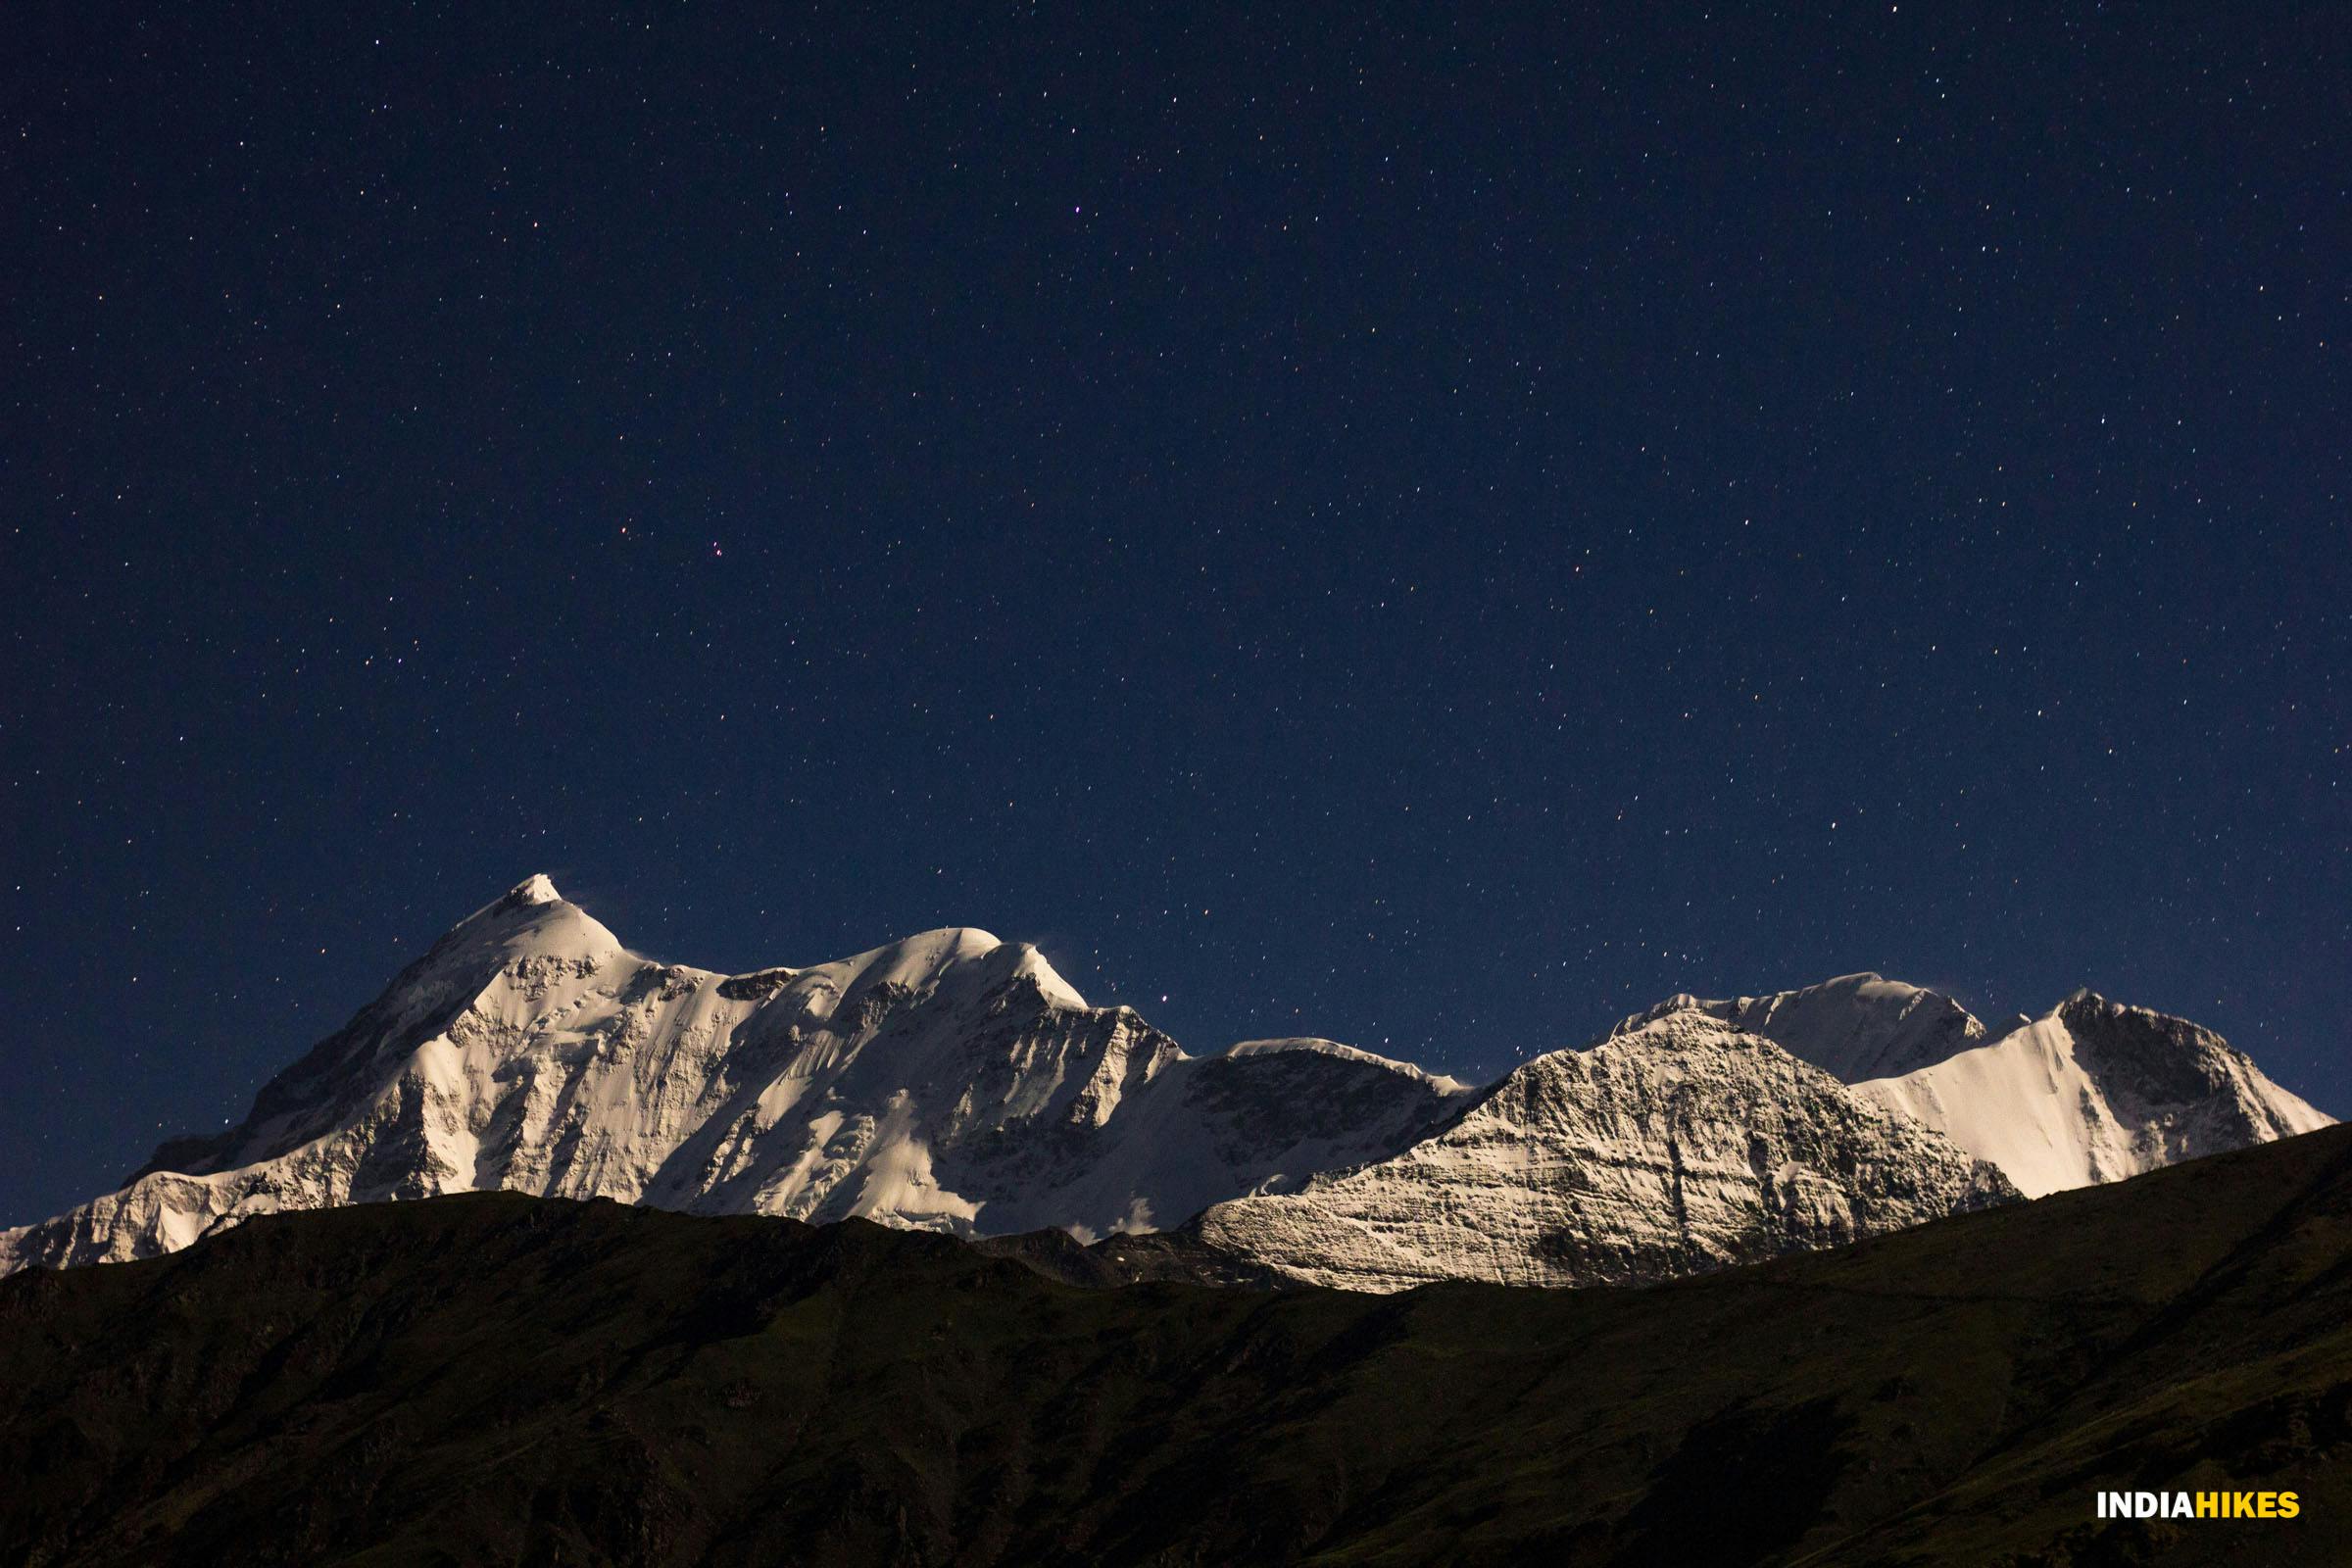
xmin=0 ymin=878 xmax=1467 ymax=1272
xmin=1187 ymin=1010 xmax=2019 ymax=1292
xmin=0 ymin=878 xmax=2333 ymax=1288
xmin=1605 ymin=972 xmax=1987 ymax=1083
xmin=1853 ymin=991 xmax=2333 ymax=1198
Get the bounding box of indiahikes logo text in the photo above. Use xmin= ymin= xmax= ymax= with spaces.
xmin=2098 ymin=1491 xmax=2300 ymax=1520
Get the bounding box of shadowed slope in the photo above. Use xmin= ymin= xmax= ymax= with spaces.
xmin=6 ymin=1128 xmax=2352 ymax=1565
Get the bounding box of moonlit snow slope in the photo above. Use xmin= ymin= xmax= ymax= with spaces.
xmin=1190 ymin=1010 xmax=2019 ymax=1292
xmin=1853 ymin=992 xmax=2333 ymax=1198
xmin=0 ymin=878 xmax=1468 ymax=1273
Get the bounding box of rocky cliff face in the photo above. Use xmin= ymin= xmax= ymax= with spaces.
xmin=1854 ymin=991 xmax=2334 ymax=1198
xmin=1191 ymin=1011 xmax=2020 ymax=1292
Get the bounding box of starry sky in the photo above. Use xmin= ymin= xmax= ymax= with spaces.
xmin=6 ymin=3 xmax=2346 ymax=1226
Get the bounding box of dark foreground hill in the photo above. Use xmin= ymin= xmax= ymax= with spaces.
xmin=7 ymin=1130 xmax=2352 ymax=1567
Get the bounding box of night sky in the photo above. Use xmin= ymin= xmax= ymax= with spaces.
xmin=6 ymin=4 xmax=2346 ymax=1226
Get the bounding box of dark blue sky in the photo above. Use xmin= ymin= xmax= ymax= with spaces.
xmin=6 ymin=3 xmax=2346 ymax=1226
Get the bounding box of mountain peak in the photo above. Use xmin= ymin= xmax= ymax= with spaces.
xmin=1855 ymin=991 xmax=2335 ymax=1197
xmin=506 ymin=873 xmax=563 ymax=907
xmin=1002 ymin=941 xmax=1087 ymax=1009
xmin=419 ymin=875 xmax=622 ymax=980
xmin=1192 ymin=1010 xmax=2017 ymax=1292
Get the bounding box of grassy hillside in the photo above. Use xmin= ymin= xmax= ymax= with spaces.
xmin=6 ymin=1126 xmax=2352 ymax=1566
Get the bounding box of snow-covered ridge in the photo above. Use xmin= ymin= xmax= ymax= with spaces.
xmin=1225 ymin=1038 xmax=1474 ymax=1094
xmin=1606 ymin=972 xmax=1987 ymax=1083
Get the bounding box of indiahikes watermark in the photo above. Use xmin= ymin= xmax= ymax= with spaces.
xmin=2098 ymin=1491 xmax=2300 ymax=1520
